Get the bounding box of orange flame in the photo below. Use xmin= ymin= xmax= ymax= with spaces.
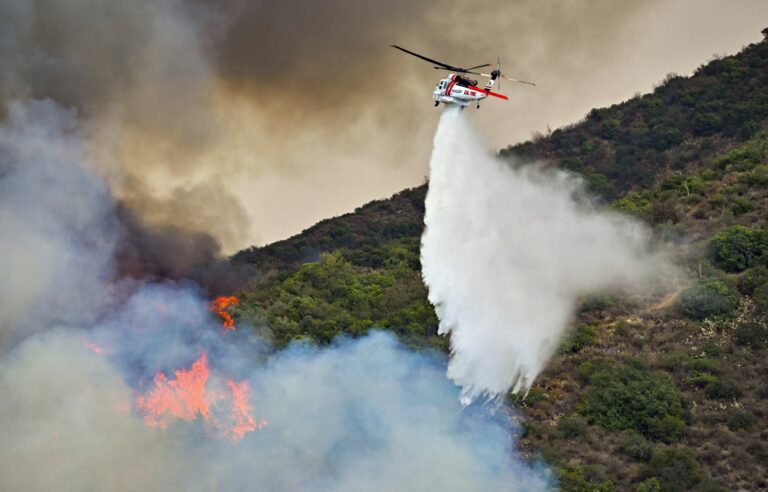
xmin=135 ymin=353 xmax=266 ymax=442
xmin=226 ymin=379 xmax=268 ymax=441
xmin=83 ymin=340 xmax=108 ymax=355
xmin=136 ymin=353 xmax=211 ymax=428
xmin=211 ymin=296 xmax=239 ymax=330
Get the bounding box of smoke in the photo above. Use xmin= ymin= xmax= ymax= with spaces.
xmin=3 ymin=0 xmax=764 ymax=249
xmin=421 ymin=107 xmax=675 ymax=403
xmin=0 ymin=327 xmax=552 ymax=491
xmin=0 ymin=100 xmax=551 ymax=490
xmin=0 ymin=100 xmax=119 ymax=344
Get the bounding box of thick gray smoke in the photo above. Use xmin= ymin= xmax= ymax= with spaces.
xmin=5 ymin=0 xmax=763 ymax=249
xmin=0 ymin=100 xmax=119 ymax=343
xmin=0 ymin=100 xmax=551 ymax=491
xmin=421 ymin=107 xmax=674 ymax=403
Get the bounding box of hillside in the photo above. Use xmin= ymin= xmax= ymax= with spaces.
xmin=231 ymin=29 xmax=768 ymax=491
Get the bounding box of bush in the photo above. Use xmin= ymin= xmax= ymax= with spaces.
xmin=636 ymin=478 xmax=661 ymax=492
xmin=686 ymin=373 xmax=717 ymax=389
xmin=726 ymin=410 xmax=757 ymax=431
xmin=581 ymin=361 xmax=688 ymax=441
xmin=558 ymin=466 xmax=615 ymax=492
xmin=755 ymin=284 xmax=768 ymax=316
xmin=560 ymin=324 xmax=599 ymax=354
xmin=734 ymin=322 xmax=768 ymax=349
xmin=558 ymin=414 xmax=589 ymax=439
xmin=601 ymin=119 xmax=621 ymax=139
xmin=643 ymin=447 xmax=704 ymax=492
xmin=679 ymin=279 xmax=740 ymax=320
xmin=709 ymin=226 xmax=768 ymax=272
xmin=704 ymin=378 xmax=742 ymax=400
xmin=738 ymin=265 xmax=768 ymax=295
xmin=683 ymin=358 xmax=721 ymax=374
xmin=621 ymin=432 xmax=655 ymax=462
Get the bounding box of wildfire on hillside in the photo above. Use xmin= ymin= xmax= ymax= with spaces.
xmin=211 ymin=296 xmax=240 ymax=330
xmin=135 ymin=353 xmax=267 ymax=443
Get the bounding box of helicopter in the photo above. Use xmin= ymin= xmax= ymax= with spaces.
xmin=391 ymin=45 xmax=535 ymax=109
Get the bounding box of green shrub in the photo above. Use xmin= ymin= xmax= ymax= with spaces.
xmin=726 ymin=410 xmax=757 ymax=431
xmin=679 ymin=279 xmax=740 ymax=320
xmin=700 ymin=342 xmax=723 ymax=358
xmin=683 ymin=358 xmax=721 ymax=374
xmin=686 ymin=373 xmax=718 ymax=389
xmin=601 ymin=119 xmax=621 ymax=139
xmin=643 ymin=447 xmax=704 ymax=492
xmin=734 ymin=322 xmax=768 ymax=349
xmin=659 ymin=350 xmax=689 ymax=371
xmin=741 ymin=165 xmax=768 ymax=187
xmin=581 ymin=361 xmax=688 ymax=442
xmin=558 ymin=414 xmax=589 ymax=439
xmin=755 ymin=284 xmax=768 ymax=316
xmin=614 ymin=192 xmax=651 ymax=217
xmin=731 ymin=197 xmax=756 ymax=216
xmin=645 ymin=415 xmax=686 ymax=442
xmin=636 ymin=478 xmax=661 ymax=492
xmin=558 ymin=466 xmax=615 ymax=492
xmin=738 ymin=265 xmax=768 ymax=295
xmin=621 ymin=432 xmax=655 ymax=462
xmin=560 ymin=324 xmax=599 ymax=354
xmin=709 ymin=225 xmax=768 ymax=272
xmin=704 ymin=378 xmax=742 ymax=400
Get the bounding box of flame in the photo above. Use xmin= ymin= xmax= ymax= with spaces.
xmin=211 ymin=296 xmax=239 ymax=330
xmin=226 ymin=379 xmax=268 ymax=441
xmin=135 ymin=353 xmax=265 ymax=442
xmin=136 ymin=353 xmax=212 ymax=428
xmin=83 ymin=340 xmax=108 ymax=355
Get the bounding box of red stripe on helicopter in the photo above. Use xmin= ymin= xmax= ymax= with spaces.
xmin=468 ymin=85 xmax=509 ymax=100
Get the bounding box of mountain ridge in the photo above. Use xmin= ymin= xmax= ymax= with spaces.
xmin=230 ymin=29 xmax=768 ymax=491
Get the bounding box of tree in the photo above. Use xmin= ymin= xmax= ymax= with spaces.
xmin=581 ymin=361 xmax=688 ymax=442
xmin=643 ymin=447 xmax=704 ymax=492
xmin=710 ymin=226 xmax=767 ymax=272
xmin=679 ymin=279 xmax=740 ymax=320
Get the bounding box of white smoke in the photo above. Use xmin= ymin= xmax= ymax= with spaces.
xmin=421 ymin=107 xmax=673 ymax=403
xmin=0 ymin=101 xmax=120 ymax=344
xmin=0 ymin=100 xmax=552 ymax=491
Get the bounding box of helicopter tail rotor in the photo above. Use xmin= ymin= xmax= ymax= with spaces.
xmin=481 ymin=57 xmax=536 ymax=89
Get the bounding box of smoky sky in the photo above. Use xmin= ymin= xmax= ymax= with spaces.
xmin=1 ymin=0 xmax=767 ymax=251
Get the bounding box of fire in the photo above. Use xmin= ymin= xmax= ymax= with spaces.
xmin=226 ymin=379 xmax=268 ymax=441
xmin=83 ymin=340 xmax=108 ymax=355
xmin=136 ymin=353 xmax=212 ymax=427
xmin=211 ymin=296 xmax=239 ymax=330
xmin=135 ymin=353 xmax=265 ymax=442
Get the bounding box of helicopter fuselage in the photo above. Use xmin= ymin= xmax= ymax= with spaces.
xmin=433 ymin=74 xmax=508 ymax=107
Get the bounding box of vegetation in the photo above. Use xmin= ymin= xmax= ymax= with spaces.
xmin=642 ymin=447 xmax=704 ymax=492
xmin=230 ymin=29 xmax=768 ymax=491
xmin=679 ymin=279 xmax=740 ymax=320
xmin=580 ymin=361 xmax=688 ymax=442
xmin=709 ymin=226 xmax=768 ymax=272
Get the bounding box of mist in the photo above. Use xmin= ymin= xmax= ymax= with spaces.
xmin=421 ymin=107 xmax=675 ymax=402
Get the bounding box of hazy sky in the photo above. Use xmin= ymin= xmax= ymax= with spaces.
xmin=2 ymin=0 xmax=767 ymax=252
xmin=230 ymin=0 xmax=767 ymax=250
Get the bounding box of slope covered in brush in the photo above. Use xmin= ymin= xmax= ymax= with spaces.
xmin=231 ymin=29 xmax=768 ymax=491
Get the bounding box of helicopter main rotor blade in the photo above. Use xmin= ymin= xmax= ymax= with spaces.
xmin=504 ymin=77 xmax=536 ymax=86
xmin=391 ymin=45 xmax=457 ymax=71
xmin=465 ymin=63 xmax=491 ymax=71
xmin=479 ymin=73 xmax=537 ymax=86
xmin=434 ymin=67 xmax=483 ymax=75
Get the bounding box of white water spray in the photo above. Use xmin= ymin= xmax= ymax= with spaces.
xmin=421 ymin=107 xmax=673 ymax=403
